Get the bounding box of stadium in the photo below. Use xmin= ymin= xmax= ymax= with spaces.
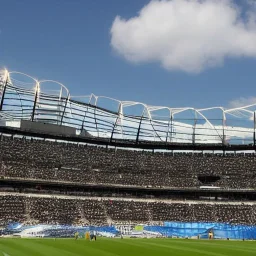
xmin=0 ymin=69 xmax=256 ymax=256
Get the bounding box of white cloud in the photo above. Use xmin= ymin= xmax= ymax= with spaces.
xmin=110 ymin=0 xmax=256 ymax=73
xmin=228 ymin=97 xmax=256 ymax=108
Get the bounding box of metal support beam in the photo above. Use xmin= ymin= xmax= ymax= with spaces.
xmin=111 ymin=103 xmax=123 ymax=142
xmin=136 ymin=117 xmax=143 ymax=144
xmin=94 ymin=97 xmax=99 ymax=137
xmin=254 ymin=111 xmax=256 ymax=146
xmin=94 ymin=108 xmax=99 ymax=138
xmin=81 ymin=95 xmax=93 ymax=132
xmin=31 ymin=82 xmax=39 ymax=122
xmin=0 ymin=73 xmax=9 ymax=111
xmin=170 ymin=115 xmax=174 ymax=143
xmin=60 ymin=95 xmax=69 ymax=125
xmin=192 ymin=111 xmax=197 ymax=144
xmin=192 ymin=125 xmax=196 ymax=144
xmin=222 ymin=112 xmax=226 ymax=146
xmin=110 ymin=117 xmax=118 ymax=142
xmin=166 ymin=114 xmax=173 ymax=143
xmin=166 ymin=119 xmax=171 ymax=143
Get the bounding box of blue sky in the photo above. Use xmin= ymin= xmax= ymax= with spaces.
xmin=0 ymin=0 xmax=256 ymax=110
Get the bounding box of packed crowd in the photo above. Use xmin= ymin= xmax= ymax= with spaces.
xmin=0 ymin=136 xmax=255 ymax=189
xmin=0 ymin=194 xmax=255 ymax=226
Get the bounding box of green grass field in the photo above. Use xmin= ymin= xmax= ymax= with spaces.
xmin=0 ymin=238 xmax=255 ymax=256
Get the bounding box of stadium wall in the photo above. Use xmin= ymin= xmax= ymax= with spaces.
xmin=2 ymin=222 xmax=256 ymax=240
xmin=144 ymin=222 xmax=256 ymax=240
xmin=20 ymin=120 xmax=76 ymax=136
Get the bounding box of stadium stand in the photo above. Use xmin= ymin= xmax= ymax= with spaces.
xmin=0 ymin=136 xmax=255 ymax=189
xmin=1 ymin=70 xmax=256 ymax=241
xmin=0 ymin=194 xmax=255 ymax=227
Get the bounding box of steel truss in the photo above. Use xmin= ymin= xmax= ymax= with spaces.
xmin=0 ymin=69 xmax=255 ymax=146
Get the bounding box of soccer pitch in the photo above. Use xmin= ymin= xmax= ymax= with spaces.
xmin=0 ymin=238 xmax=255 ymax=256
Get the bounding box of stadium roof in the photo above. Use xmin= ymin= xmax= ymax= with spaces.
xmin=0 ymin=69 xmax=256 ymax=146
